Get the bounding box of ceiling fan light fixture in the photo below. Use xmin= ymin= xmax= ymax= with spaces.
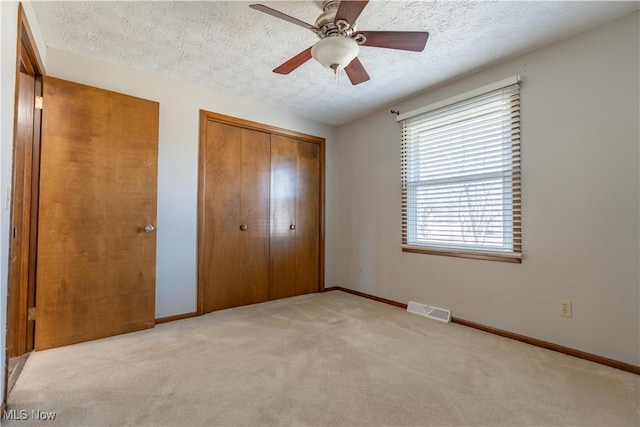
xmin=311 ymin=36 xmax=359 ymax=72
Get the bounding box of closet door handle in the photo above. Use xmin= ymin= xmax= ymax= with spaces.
xmin=240 ymin=225 xmax=248 ymax=231
xmin=289 ymin=224 xmax=296 ymax=230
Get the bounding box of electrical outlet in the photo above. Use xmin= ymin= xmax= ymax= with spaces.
xmin=359 ymin=266 xmax=365 ymax=276
xmin=559 ymin=299 xmax=572 ymax=317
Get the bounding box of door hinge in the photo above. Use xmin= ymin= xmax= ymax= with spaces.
xmin=35 ymin=96 xmax=43 ymax=110
xmin=28 ymin=307 xmax=36 ymax=321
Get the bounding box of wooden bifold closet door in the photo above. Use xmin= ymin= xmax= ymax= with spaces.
xmin=198 ymin=111 xmax=324 ymax=314
xmin=200 ymin=121 xmax=270 ymax=312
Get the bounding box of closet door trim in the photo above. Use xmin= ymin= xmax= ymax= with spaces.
xmin=200 ymin=111 xmax=325 ymax=144
xmin=197 ymin=110 xmax=325 ymax=315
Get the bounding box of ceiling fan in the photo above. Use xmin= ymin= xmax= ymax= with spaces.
xmin=249 ymin=0 xmax=429 ymax=85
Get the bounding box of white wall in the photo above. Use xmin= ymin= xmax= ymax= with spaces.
xmin=41 ymin=48 xmax=338 ymax=318
xmin=335 ymin=11 xmax=640 ymax=365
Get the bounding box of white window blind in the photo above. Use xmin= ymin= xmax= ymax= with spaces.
xmin=399 ymin=79 xmax=521 ymax=261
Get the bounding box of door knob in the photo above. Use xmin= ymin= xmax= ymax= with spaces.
xmin=289 ymin=224 xmax=296 ymax=230
xmin=240 ymin=225 xmax=248 ymax=231
xmin=144 ymin=224 xmax=155 ymax=233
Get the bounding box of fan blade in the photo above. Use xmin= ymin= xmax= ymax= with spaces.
xmin=359 ymin=31 xmax=429 ymax=52
xmin=344 ymin=57 xmax=370 ymax=85
xmin=250 ymin=4 xmax=319 ymax=31
xmin=273 ymin=47 xmax=313 ymax=74
xmin=336 ymin=0 xmax=369 ymax=24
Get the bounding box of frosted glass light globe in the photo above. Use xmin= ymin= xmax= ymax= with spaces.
xmin=311 ymin=36 xmax=359 ymax=72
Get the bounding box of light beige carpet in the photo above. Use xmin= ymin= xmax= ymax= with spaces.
xmin=5 ymin=291 xmax=639 ymax=426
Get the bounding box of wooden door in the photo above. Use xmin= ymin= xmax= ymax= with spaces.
xmin=269 ymin=135 xmax=320 ymax=299
xmin=35 ymin=77 xmax=159 ymax=350
xmin=7 ymin=72 xmax=36 ymax=357
xmin=199 ymin=120 xmax=270 ymax=312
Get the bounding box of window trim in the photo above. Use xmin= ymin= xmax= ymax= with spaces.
xmin=398 ymin=76 xmax=522 ymax=263
xmin=400 ymin=246 xmax=521 ymax=263
xmin=396 ymin=75 xmax=521 ymax=122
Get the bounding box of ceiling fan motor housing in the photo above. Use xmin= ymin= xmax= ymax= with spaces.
xmin=316 ymin=0 xmax=357 ymax=39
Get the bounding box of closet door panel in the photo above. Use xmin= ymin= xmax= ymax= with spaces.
xmin=202 ymin=122 xmax=241 ymax=312
xmin=295 ymin=140 xmax=320 ymax=296
xmin=237 ymin=129 xmax=271 ymax=306
xmin=269 ymin=136 xmax=297 ymax=300
xmin=270 ymin=135 xmax=320 ymax=299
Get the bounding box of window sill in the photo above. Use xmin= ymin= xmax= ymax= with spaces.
xmin=401 ymin=246 xmax=521 ymax=263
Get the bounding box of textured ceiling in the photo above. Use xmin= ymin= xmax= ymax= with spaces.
xmin=32 ymin=1 xmax=639 ymax=126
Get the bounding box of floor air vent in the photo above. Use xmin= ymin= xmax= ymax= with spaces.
xmin=407 ymin=301 xmax=451 ymax=323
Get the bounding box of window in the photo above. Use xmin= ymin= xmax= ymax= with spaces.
xmin=398 ymin=77 xmax=521 ymax=263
